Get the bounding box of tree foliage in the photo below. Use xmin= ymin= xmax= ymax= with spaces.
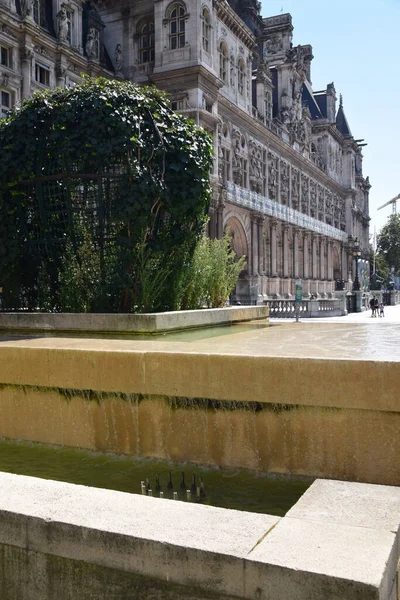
xmin=0 ymin=78 xmax=213 ymax=312
xmin=377 ymin=214 xmax=400 ymax=274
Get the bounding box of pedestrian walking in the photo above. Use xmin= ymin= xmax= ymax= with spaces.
xmin=369 ymin=296 xmax=376 ymax=317
xmin=374 ymin=296 xmax=379 ymax=317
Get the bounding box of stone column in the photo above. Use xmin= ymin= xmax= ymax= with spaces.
xmin=251 ymin=215 xmax=259 ymax=275
xmin=257 ymin=217 xmax=264 ymax=275
xmin=217 ymin=189 xmax=226 ymax=241
xmin=21 ymin=48 xmax=33 ymax=100
xmin=303 ymin=232 xmax=309 ymax=279
xmin=270 ymin=220 xmax=278 ymax=276
xmin=293 ymin=228 xmax=300 ymax=279
xmin=341 ymin=244 xmax=348 ymax=282
xmin=312 ymin=234 xmax=318 ymax=279
xmin=209 ymin=206 xmax=217 ymax=239
xmin=283 ymin=225 xmax=289 ymax=278
xmin=327 ymin=240 xmax=333 ymax=280
xmin=319 ymin=237 xmax=325 ymax=281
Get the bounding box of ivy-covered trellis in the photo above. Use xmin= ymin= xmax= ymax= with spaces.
xmin=0 ymin=78 xmax=213 ymax=313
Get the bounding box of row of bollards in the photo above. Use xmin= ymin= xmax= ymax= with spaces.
xmin=141 ymin=472 xmax=206 ymax=501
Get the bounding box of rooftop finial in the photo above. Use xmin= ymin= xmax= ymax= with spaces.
xmin=339 ymin=93 xmax=343 ymax=108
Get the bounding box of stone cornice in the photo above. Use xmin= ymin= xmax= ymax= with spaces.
xmin=151 ymin=64 xmax=224 ymax=97
xmin=214 ymin=0 xmax=257 ymax=51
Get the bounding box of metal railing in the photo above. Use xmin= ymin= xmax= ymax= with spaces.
xmin=226 ymin=182 xmax=348 ymax=242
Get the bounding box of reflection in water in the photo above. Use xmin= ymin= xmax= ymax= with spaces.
xmin=0 ymin=437 xmax=311 ymax=516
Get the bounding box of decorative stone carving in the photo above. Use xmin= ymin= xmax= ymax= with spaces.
xmin=325 ymin=192 xmax=333 ymax=225
xmin=265 ymin=34 xmax=283 ymax=55
xmin=317 ymin=185 xmax=324 ymax=221
xmin=301 ymin=174 xmax=309 ymax=213
xmin=291 ymin=168 xmax=300 ymax=210
xmin=115 ymin=44 xmax=123 ymax=73
xmin=310 ymin=180 xmax=317 ymax=218
xmin=33 ymin=45 xmax=49 ymax=56
xmin=268 ymin=152 xmax=277 ymax=199
xmin=249 ymin=139 xmax=264 ymax=194
xmin=0 ymin=73 xmax=10 ymax=88
xmin=232 ymin=137 xmax=242 ymax=185
xmin=85 ymin=28 xmax=97 ymax=58
xmin=230 ymin=54 xmax=235 ymax=87
xmin=20 ymin=0 xmax=32 ymax=18
xmin=57 ymin=4 xmax=69 ymax=43
xmin=0 ymin=24 xmax=17 ymax=40
xmin=280 ymin=160 xmax=289 ymax=205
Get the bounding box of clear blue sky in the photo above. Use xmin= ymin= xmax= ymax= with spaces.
xmin=261 ymin=0 xmax=400 ymax=235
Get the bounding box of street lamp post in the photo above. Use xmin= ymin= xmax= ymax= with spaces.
xmin=352 ymin=240 xmax=361 ymax=292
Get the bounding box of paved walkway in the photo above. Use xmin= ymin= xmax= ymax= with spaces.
xmin=270 ymin=303 xmax=400 ymax=324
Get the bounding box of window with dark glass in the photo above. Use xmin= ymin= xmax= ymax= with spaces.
xmin=168 ymin=3 xmax=186 ymax=50
xmin=35 ymin=63 xmax=50 ymax=86
xmin=219 ymin=41 xmax=228 ymax=83
xmin=1 ymin=47 xmax=9 ymax=68
xmin=202 ymin=8 xmax=211 ymax=53
xmin=66 ymin=9 xmax=73 ymax=44
xmin=33 ymin=0 xmax=40 ymax=25
xmin=139 ymin=22 xmax=155 ymax=63
xmin=238 ymin=58 xmax=245 ymax=95
xmin=1 ymin=90 xmax=11 ymax=118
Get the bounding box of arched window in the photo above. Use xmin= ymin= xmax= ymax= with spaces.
xmin=167 ymin=3 xmax=186 ymax=50
xmin=139 ymin=22 xmax=155 ymax=63
xmin=202 ymin=8 xmax=211 ymax=53
xmin=238 ymin=58 xmax=245 ymax=96
xmin=219 ymin=41 xmax=228 ymax=83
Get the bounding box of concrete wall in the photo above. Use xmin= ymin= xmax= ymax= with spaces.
xmin=0 ymin=473 xmax=398 ymax=600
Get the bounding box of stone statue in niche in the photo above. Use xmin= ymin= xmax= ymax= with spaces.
xmin=85 ymin=28 xmax=96 ymax=58
xmin=115 ymin=44 xmax=123 ymax=73
xmin=218 ymin=136 xmax=224 ymax=180
xmin=249 ymin=141 xmax=263 ymax=194
xmin=301 ymin=175 xmax=309 ymax=213
xmin=310 ymin=181 xmax=317 ymax=217
xmin=232 ymin=139 xmax=242 ymax=185
xmin=20 ymin=0 xmax=32 ymax=17
xmin=57 ymin=4 xmax=69 ymax=42
xmin=280 ymin=162 xmax=289 ymax=204
xmin=291 ymin=169 xmax=299 ymax=209
xmin=230 ymin=55 xmax=235 ymax=87
xmin=268 ymin=152 xmax=277 ymax=199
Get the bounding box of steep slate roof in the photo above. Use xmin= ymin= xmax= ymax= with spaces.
xmin=336 ymin=97 xmax=352 ymax=137
xmin=302 ymin=81 xmax=324 ymax=120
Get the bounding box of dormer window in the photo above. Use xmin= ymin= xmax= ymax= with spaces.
xmin=139 ymin=22 xmax=155 ymax=64
xmin=167 ymin=2 xmax=186 ymax=50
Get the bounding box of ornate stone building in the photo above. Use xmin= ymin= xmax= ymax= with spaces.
xmin=0 ymin=0 xmax=370 ymax=302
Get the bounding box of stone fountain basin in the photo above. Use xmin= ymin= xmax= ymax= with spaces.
xmin=0 ymin=305 xmax=269 ymax=334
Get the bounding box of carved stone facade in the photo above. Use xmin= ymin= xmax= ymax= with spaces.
xmin=0 ymin=0 xmax=370 ymax=301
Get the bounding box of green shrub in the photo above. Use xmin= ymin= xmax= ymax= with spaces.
xmin=182 ymin=230 xmax=246 ymax=309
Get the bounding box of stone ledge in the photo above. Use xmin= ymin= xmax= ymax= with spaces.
xmin=0 ymin=306 xmax=269 ymax=334
xmin=0 ymin=473 xmax=398 ymax=599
